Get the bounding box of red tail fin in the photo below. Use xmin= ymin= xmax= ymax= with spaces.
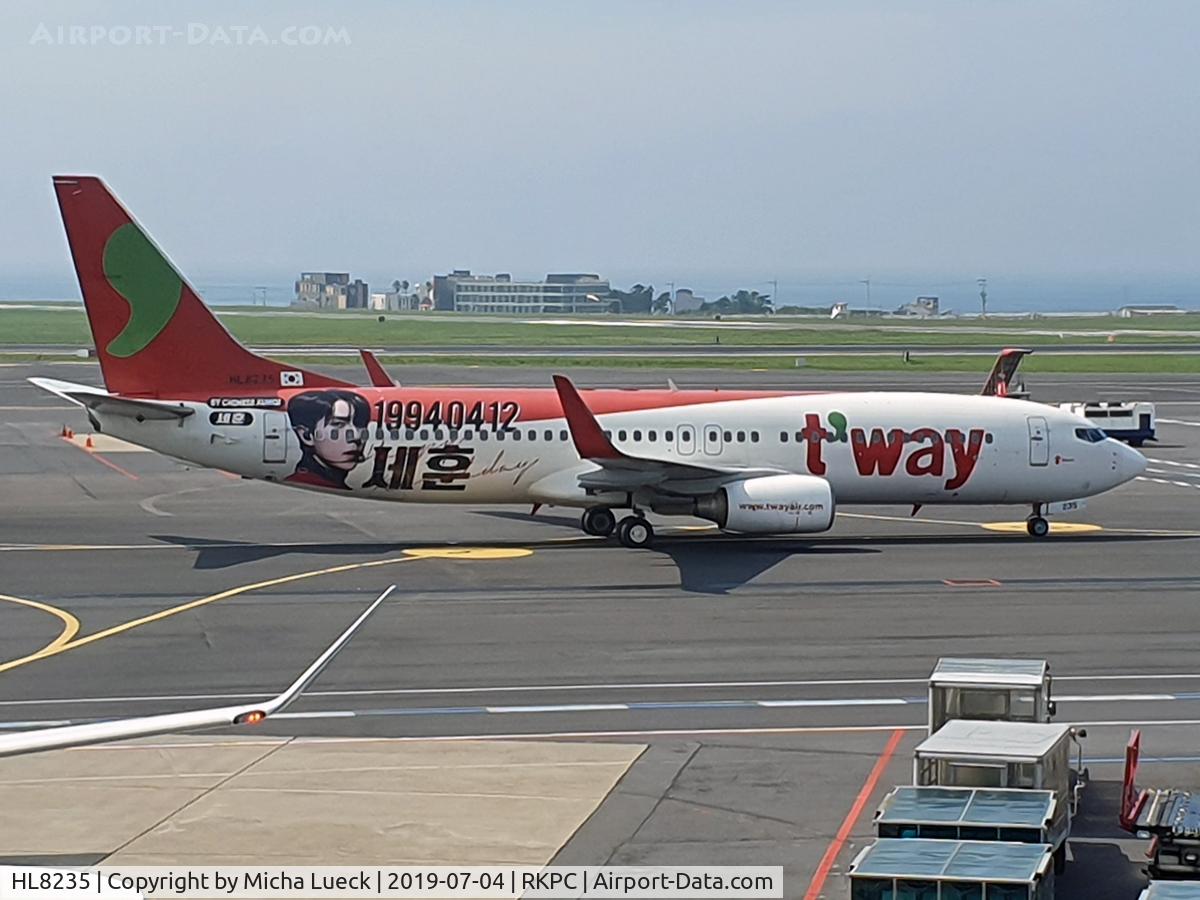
xmin=53 ymin=176 xmax=350 ymax=397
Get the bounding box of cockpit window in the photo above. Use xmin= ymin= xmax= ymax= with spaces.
xmin=1075 ymin=427 xmax=1107 ymax=443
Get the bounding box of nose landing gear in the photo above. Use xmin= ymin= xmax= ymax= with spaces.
xmin=1026 ymin=504 xmax=1050 ymax=538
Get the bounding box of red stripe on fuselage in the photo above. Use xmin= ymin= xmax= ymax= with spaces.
xmin=171 ymin=386 xmax=823 ymax=419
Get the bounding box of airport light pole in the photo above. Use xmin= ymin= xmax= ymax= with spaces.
xmin=978 ymin=277 xmax=988 ymax=318
xmin=860 ymin=278 xmax=871 ymax=307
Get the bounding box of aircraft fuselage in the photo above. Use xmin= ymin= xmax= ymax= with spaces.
xmin=93 ymin=387 xmax=1146 ymax=510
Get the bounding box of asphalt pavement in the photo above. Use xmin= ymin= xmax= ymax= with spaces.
xmin=2 ymin=362 xmax=1199 ymax=897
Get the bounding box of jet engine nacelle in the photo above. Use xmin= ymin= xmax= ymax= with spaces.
xmin=694 ymin=474 xmax=835 ymax=534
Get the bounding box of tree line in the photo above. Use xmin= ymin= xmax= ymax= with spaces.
xmin=608 ymin=285 xmax=773 ymax=315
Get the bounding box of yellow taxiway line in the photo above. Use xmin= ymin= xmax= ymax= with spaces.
xmin=0 ymin=547 xmax=536 ymax=676
xmin=0 ymin=593 xmax=81 ymax=656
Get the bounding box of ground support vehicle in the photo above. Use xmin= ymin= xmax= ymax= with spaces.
xmin=847 ymin=838 xmax=1055 ymax=899
xmin=1122 ymin=730 xmax=1200 ymax=880
xmin=874 ymin=786 xmax=1066 ymax=858
xmin=928 ymin=658 xmax=1056 ymax=735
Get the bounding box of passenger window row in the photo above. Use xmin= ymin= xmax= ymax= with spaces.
xmin=329 ymin=426 xmax=784 ymax=447
xmin=331 ymin=428 xmax=572 ymax=442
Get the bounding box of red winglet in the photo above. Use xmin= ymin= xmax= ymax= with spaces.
xmin=360 ymin=350 xmax=397 ymax=387
xmin=552 ymin=375 xmax=623 ymax=460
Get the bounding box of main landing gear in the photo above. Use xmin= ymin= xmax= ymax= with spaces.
xmin=581 ymin=506 xmax=617 ymax=537
xmin=581 ymin=506 xmax=655 ymax=548
xmin=616 ymin=514 xmax=654 ymax=549
xmin=1026 ymin=503 xmax=1050 ymax=538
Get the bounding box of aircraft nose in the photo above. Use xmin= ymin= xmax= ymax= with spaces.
xmin=1114 ymin=441 xmax=1148 ymax=482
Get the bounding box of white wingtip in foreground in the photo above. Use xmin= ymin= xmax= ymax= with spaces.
xmin=0 ymin=585 xmax=393 ymax=759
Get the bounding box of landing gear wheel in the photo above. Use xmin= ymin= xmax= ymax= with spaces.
xmin=617 ymin=515 xmax=654 ymax=549
xmin=1026 ymin=515 xmax=1050 ymax=538
xmin=581 ymin=506 xmax=617 ymax=537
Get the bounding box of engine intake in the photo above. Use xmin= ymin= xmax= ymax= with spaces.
xmin=693 ymin=474 xmax=835 ymax=534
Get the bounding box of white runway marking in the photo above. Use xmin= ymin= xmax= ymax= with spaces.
xmin=1160 ymin=418 xmax=1200 ymax=427
xmin=486 ymin=704 xmax=629 ymax=714
xmin=1138 ymin=476 xmax=1200 ymax=490
xmin=2 ymin=691 xmax=1195 ymax=731
xmin=51 ymin=716 xmax=1200 ymax=748
xmin=6 ymin=672 xmax=1200 ymax=709
xmin=1146 ymin=468 xmax=1200 ymax=480
xmin=1147 ymin=458 xmax=1200 ymax=470
xmin=755 ymin=698 xmax=908 ymax=708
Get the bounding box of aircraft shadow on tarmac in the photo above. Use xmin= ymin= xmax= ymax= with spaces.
xmin=653 ymin=540 xmax=876 ymax=594
xmin=149 ymin=527 xmax=874 ymax=597
xmin=150 ymin=535 xmax=411 ymax=569
xmin=153 ymin=524 xmax=1190 ymax=598
xmin=1056 ymin=778 xmax=1149 ymax=900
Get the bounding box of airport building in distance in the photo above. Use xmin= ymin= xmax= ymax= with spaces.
xmin=432 ymin=270 xmax=616 ymax=314
xmin=294 ymin=272 xmax=371 ymax=310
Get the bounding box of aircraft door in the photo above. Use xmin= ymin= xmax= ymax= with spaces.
xmin=263 ymin=411 xmax=289 ymax=463
xmin=677 ymin=425 xmax=696 ymax=456
xmin=703 ymin=424 xmax=723 ymax=456
xmin=1027 ymin=415 xmax=1049 ymax=466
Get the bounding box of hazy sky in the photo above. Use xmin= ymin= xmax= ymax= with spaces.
xmin=2 ymin=1 xmax=1197 ymax=296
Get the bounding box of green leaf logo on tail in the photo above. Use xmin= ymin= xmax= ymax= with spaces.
xmin=101 ymin=223 xmax=183 ymax=357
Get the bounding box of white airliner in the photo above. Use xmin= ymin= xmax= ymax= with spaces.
xmin=35 ymin=176 xmax=1147 ymax=548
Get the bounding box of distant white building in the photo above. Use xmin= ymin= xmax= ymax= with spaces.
xmin=672 ymin=288 xmax=705 ymax=313
xmin=1118 ymin=304 xmax=1183 ymax=318
xmin=896 ymin=296 xmax=940 ymax=317
xmin=294 ymin=272 xmax=369 ymax=310
xmin=432 ymin=271 xmax=614 ymax=314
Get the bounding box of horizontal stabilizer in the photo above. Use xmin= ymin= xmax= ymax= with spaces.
xmin=0 ymin=585 xmax=393 ymax=758
xmin=29 ymin=377 xmax=192 ymax=420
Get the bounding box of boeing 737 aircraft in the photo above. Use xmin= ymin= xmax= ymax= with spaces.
xmin=34 ymin=176 xmax=1147 ymax=548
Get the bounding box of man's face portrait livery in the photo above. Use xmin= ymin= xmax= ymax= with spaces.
xmin=286 ymin=390 xmax=371 ymax=488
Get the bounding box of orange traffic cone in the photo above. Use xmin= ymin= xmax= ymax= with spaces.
xmin=66 ymin=427 xmax=74 ymax=439
xmin=60 ymin=425 xmax=68 ymax=437
xmin=85 ymin=435 xmax=94 ymax=449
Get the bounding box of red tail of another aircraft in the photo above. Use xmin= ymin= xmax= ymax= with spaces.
xmin=53 ymin=176 xmax=349 ymax=398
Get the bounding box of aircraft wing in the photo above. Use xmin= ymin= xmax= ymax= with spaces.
xmin=0 ymin=585 xmax=393 ymax=758
xmin=29 ymin=377 xmax=194 ymax=420
xmin=553 ymin=375 xmax=781 ymax=495
xmin=981 ymin=348 xmax=1033 ymax=397
xmin=360 ymin=350 xmax=398 ymax=387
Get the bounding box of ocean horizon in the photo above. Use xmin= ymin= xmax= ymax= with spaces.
xmin=2 ymin=273 xmax=1196 ymax=315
